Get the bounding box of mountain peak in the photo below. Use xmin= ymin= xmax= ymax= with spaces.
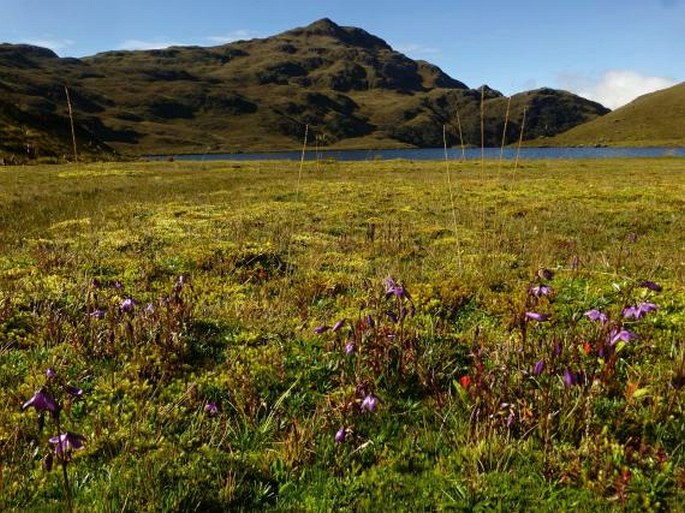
xmin=305 ymin=18 xmax=341 ymax=33
xmin=287 ymin=18 xmax=391 ymax=51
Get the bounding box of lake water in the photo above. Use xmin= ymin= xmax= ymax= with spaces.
xmin=167 ymin=147 xmax=685 ymax=162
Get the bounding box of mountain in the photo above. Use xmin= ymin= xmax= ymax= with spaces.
xmin=540 ymin=82 xmax=685 ymax=147
xmin=0 ymin=19 xmax=610 ymax=160
xmin=0 ymin=45 xmax=114 ymax=162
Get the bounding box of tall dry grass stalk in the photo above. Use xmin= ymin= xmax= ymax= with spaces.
xmin=492 ymin=96 xmax=512 ymax=251
xmin=443 ymin=124 xmax=463 ymax=270
xmin=297 ymin=124 xmax=309 ymax=198
xmin=497 ymin=96 xmax=512 ymax=181
xmin=479 ymin=86 xmax=487 ymax=239
xmin=64 ymin=86 xmax=78 ymax=162
xmin=282 ymin=124 xmax=310 ymax=291
xmin=480 ymin=85 xmax=486 ymax=171
xmin=454 ymin=101 xmax=466 ymax=162
xmin=513 ymin=107 xmax=527 ymax=177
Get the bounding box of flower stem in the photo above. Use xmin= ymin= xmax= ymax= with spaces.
xmin=55 ymin=416 xmax=73 ymax=513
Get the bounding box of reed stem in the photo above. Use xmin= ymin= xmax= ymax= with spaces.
xmin=64 ymin=86 xmax=78 ymax=163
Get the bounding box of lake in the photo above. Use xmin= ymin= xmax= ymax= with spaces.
xmin=165 ymin=147 xmax=685 ymax=162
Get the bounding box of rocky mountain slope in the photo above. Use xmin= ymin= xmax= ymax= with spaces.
xmin=0 ymin=18 xmax=610 ymax=159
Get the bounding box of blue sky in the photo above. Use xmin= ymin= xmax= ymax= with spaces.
xmin=2 ymin=0 xmax=683 ymax=108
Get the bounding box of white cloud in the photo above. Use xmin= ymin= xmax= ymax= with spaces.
xmin=206 ymin=30 xmax=260 ymax=45
xmin=558 ymin=70 xmax=678 ymax=109
xmin=117 ymin=39 xmax=186 ymax=51
xmin=114 ymin=31 xmax=260 ymax=52
xmin=395 ymin=43 xmax=440 ymax=57
xmin=20 ymin=37 xmax=74 ymax=53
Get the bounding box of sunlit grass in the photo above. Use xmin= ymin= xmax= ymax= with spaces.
xmin=1 ymin=157 xmax=684 ymax=511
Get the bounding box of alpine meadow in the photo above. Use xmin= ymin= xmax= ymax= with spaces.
xmin=1 ymin=13 xmax=685 ymax=513
xmin=2 ymin=156 xmax=684 ymax=511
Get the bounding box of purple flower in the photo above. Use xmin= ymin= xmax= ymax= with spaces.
xmin=563 ymin=368 xmax=577 ymax=387
xmin=584 ymin=309 xmax=608 ymax=324
xmin=529 ymin=285 xmax=551 ymax=297
xmin=335 ymin=426 xmax=346 ymax=443
xmin=204 ymin=401 xmax=219 ymax=416
xmin=366 ymin=314 xmax=375 ymax=329
xmin=383 ymin=277 xmax=412 ymax=301
xmin=533 ymin=359 xmax=545 ymax=376
xmin=65 ymin=385 xmax=83 ymax=398
xmin=525 ymin=311 xmax=550 ymax=322
xmin=49 ymin=432 xmax=86 ymax=458
xmin=610 ymin=328 xmax=639 ymax=346
xmin=640 ymin=280 xmax=663 ymax=293
xmin=506 ymin=408 xmax=516 ymax=428
xmin=622 ymin=306 xmax=640 ymax=319
xmin=385 ymin=310 xmax=398 ymax=323
xmin=392 ymin=286 xmax=406 ymax=298
xmin=360 ymin=393 xmax=378 ymax=413
xmin=383 ymin=277 xmax=398 ymax=295
xmin=623 ymin=302 xmax=658 ymax=320
xmin=145 ymin=303 xmax=155 ymax=314
xmin=90 ymin=309 xmax=105 ymax=320
xmin=114 ymin=280 xmax=123 ymax=290
xmin=638 ymin=302 xmax=658 ymax=316
xmin=120 ymin=298 xmax=135 ymax=313
xmin=22 ymin=389 xmax=59 ymax=415
xmin=332 ymin=319 xmax=345 ymax=332
xmin=344 ymin=340 xmax=355 ymax=355
xmin=46 ymin=368 xmax=56 ymax=379
xmin=313 ymin=325 xmax=330 ymax=334
xmin=563 ymin=367 xmax=585 ymax=387
xmin=540 ymin=269 xmax=554 ymax=281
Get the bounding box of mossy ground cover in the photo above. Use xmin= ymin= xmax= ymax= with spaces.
xmin=1 ymin=157 xmax=684 ymax=511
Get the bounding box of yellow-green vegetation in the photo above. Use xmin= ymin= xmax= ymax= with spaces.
xmin=1 ymin=158 xmax=684 ymax=511
xmin=544 ymin=82 xmax=685 ymax=147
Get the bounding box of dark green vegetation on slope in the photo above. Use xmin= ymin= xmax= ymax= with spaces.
xmin=0 ymin=18 xmax=609 ymax=159
xmin=1 ymin=158 xmax=684 ymax=511
xmin=543 ymin=82 xmax=685 ymax=148
xmin=0 ymin=45 xmax=115 ymax=162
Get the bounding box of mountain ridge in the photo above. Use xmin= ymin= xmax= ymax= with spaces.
xmin=0 ymin=18 xmax=611 ymax=160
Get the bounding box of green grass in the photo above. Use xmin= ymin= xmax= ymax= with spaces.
xmin=1 ymin=157 xmax=684 ymax=511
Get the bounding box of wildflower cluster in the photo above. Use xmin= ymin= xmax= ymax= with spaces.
xmin=21 ymin=367 xmax=87 ymax=510
xmin=84 ymin=275 xmax=196 ymax=380
xmin=463 ymin=272 xmax=665 ymax=449
xmin=314 ymin=277 xmax=420 ymax=444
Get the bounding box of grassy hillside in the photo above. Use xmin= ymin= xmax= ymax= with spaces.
xmin=0 ymin=19 xmax=609 ymax=159
xmin=0 ymin=97 xmax=114 ymax=163
xmin=543 ymin=82 xmax=685 ymax=147
xmin=1 ymin=158 xmax=684 ymax=511
xmin=0 ymin=45 xmax=115 ymax=162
